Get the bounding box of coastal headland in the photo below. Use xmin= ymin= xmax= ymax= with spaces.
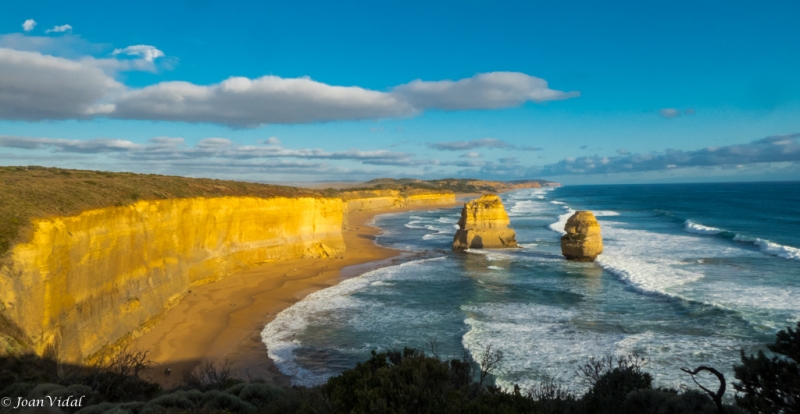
xmin=0 ymin=166 xmax=557 ymax=386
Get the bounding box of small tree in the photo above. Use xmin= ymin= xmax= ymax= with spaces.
xmin=734 ymin=322 xmax=800 ymax=413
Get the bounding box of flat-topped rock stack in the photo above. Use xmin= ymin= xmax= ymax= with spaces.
xmin=452 ymin=194 xmax=518 ymax=250
xmin=560 ymin=211 xmax=603 ymax=261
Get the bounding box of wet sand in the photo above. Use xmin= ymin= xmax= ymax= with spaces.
xmin=130 ymin=202 xmax=461 ymax=388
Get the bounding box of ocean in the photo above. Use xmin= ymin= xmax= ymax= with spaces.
xmin=261 ymin=181 xmax=800 ymax=392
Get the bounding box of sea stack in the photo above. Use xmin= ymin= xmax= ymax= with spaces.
xmin=452 ymin=194 xmax=518 ymax=250
xmin=560 ymin=211 xmax=603 ymax=261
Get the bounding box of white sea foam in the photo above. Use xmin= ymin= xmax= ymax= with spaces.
xmin=684 ymin=220 xmax=724 ymax=235
xmin=487 ymin=266 xmax=504 ymax=270
xmin=548 ymin=207 xmax=575 ymax=234
xmin=550 ymin=201 xmax=565 ymax=205
xmin=261 ymin=257 xmax=446 ymax=386
xmin=422 ymin=233 xmax=449 ymax=240
xmin=404 ymin=220 xmax=425 ymax=229
xmin=592 ymin=210 xmax=620 ymax=217
xmin=462 ymin=302 xmax=749 ymax=392
xmin=510 ymin=200 xmax=544 ymax=216
xmin=734 ymin=235 xmax=800 ymax=261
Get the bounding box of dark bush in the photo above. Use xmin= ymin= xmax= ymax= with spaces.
xmin=734 ymin=322 xmax=800 ymax=413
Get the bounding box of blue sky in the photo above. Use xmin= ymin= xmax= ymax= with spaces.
xmin=1 ymin=1 xmax=799 ymax=184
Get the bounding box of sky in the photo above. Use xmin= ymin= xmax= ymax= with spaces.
xmin=1 ymin=0 xmax=799 ymax=184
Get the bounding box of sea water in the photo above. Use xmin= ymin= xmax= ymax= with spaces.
xmin=262 ymin=182 xmax=800 ymax=392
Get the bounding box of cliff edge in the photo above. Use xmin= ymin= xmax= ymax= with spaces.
xmin=452 ymin=194 xmax=518 ymax=250
xmin=560 ymin=211 xmax=603 ymax=261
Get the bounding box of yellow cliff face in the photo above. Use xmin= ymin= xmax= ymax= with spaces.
xmin=0 ymin=196 xmax=345 ymax=363
xmin=342 ymin=190 xmax=456 ymax=214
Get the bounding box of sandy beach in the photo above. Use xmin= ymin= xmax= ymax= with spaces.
xmin=130 ymin=201 xmax=461 ymax=388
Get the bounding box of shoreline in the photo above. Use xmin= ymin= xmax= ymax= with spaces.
xmin=130 ymin=199 xmax=464 ymax=388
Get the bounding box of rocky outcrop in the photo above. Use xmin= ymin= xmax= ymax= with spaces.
xmin=452 ymin=195 xmax=518 ymax=250
xmin=0 ymin=196 xmax=346 ymax=363
xmin=560 ymin=211 xmax=603 ymax=261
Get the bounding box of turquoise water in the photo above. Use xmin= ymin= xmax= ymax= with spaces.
xmin=262 ymin=182 xmax=800 ymax=392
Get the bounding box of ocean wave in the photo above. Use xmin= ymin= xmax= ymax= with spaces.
xmin=404 ymin=220 xmax=425 ymax=229
xmin=734 ymin=235 xmax=800 ymax=261
xmin=461 ymin=302 xmax=749 ymax=393
xmin=261 ymin=257 xmax=447 ymax=386
xmin=593 ymin=210 xmax=620 ymax=217
xmin=684 ymin=220 xmax=724 ymax=235
xmin=548 ymin=207 xmax=575 ymax=235
xmin=682 ymin=220 xmax=800 ymax=261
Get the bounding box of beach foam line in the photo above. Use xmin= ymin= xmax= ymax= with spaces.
xmin=261 ymin=257 xmax=447 ymax=386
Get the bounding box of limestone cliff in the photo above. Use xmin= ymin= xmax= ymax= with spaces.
xmin=560 ymin=211 xmax=603 ymax=261
xmin=452 ymin=194 xmax=518 ymax=250
xmin=342 ymin=190 xmax=456 ymax=213
xmin=0 ymin=196 xmax=345 ymax=363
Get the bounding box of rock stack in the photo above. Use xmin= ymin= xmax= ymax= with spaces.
xmin=560 ymin=211 xmax=603 ymax=261
xmin=452 ymin=194 xmax=518 ymax=250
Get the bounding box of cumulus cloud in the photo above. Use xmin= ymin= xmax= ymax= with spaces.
xmin=0 ymin=48 xmax=122 ymax=120
xmin=265 ymin=136 xmax=282 ymax=145
xmin=112 ymin=45 xmax=164 ymax=62
xmin=461 ymin=152 xmax=482 ymax=158
xmin=538 ymin=133 xmax=800 ymax=175
xmin=0 ymin=27 xmax=578 ymax=127
xmin=111 ymin=75 xmax=415 ymax=127
xmin=22 ymin=20 xmax=36 ymax=32
xmin=46 ymin=24 xmax=72 ymax=34
xmin=428 ymin=138 xmax=541 ymax=151
xmin=393 ymin=72 xmax=579 ymax=110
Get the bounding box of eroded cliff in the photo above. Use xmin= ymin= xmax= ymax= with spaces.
xmin=452 ymin=194 xmax=518 ymax=250
xmin=0 ymin=196 xmax=345 ymax=363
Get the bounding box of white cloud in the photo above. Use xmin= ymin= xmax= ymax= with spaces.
xmin=22 ymin=19 xmax=36 ymax=32
xmin=659 ymin=108 xmax=681 ymax=118
xmin=393 ymin=72 xmax=579 ymax=110
xmin=111 ymin=75 xmax=415 ymax=127
xmin=428 ymin=138 xmax=542 ymax=151
xmin=112 ymin=45 xmax=165 ymax=62
xmin=538 ymin=134 xmax=800 ymax=175
xmin=265 ymin=137 xmax=282 ymax=145
xmin=0 ymin=32 xmax=578 ymax=126
xmin=45 ymin=24 xmax=73 ymax=34
xmin=0 ymin=48 xmax=122 ymax=120
xmin=461 ymin=152 xmax=482 ymax=158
